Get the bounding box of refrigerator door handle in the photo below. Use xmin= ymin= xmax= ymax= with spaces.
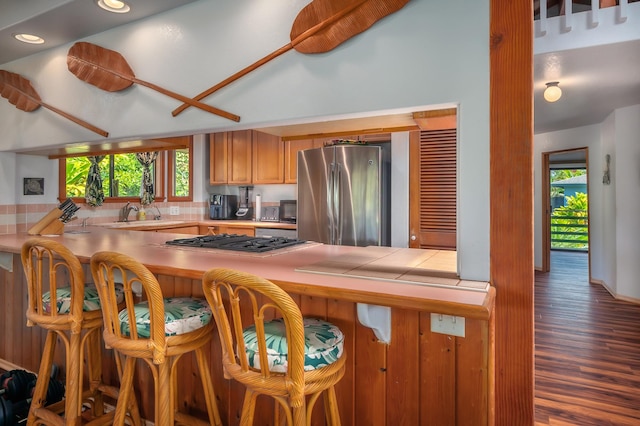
xmin=329 ymin=162 xmax=337 ymax=245
xmin=335 ymin=163 xmax=342 ymax=245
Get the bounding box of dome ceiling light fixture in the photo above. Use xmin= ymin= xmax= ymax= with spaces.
xmin=96 ymin=0 xmax=131 ymax=13
xmin=544 ymin=81 xmax=562 ymax=103
xmin=13 ymin=33 xmax=45 ymax=44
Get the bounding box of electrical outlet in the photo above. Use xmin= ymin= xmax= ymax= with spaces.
xmin=169 ymin=206 xmax=180 ymax=216
xmin=430 ymin=313 xmax=465 ymax=337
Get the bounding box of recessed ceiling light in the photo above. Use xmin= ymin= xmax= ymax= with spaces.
xmin=13 ymin=33 xmax=45 ymax=44
xmin=96 ymin=0 xmax=131 ymax=13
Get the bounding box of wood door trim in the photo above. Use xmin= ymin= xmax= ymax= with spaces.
xmin=542 ymin=152 xmax=551 ymax=272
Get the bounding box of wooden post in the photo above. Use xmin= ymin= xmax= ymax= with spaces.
xmin=490 ymin=0 xmax=535 ymax=424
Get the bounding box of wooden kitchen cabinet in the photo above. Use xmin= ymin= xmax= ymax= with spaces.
xmin=211 ymin=131 xmax=391 ymax=185
xmin=199 ymin=224 xmax=255 ymax=236
xmin=209 ymin=130 xmax=252 ymax=185
xmin=284 ymin=138 xmax=325 ymax=183
xmin=252 ymin=131 xmax=284 ymax=184
xmin=152 ymin=225 xmax=199 ymax=235
xmin=209 ymin=132 xmax=228 ymax=185
xmin=228 ymin=130 xmax=253 ymax=184
xmin=210 ymin=130 xmax=284 ymax=185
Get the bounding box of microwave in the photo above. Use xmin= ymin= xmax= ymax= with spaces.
xmin=279 ymin=200 xmax=297 ymax=223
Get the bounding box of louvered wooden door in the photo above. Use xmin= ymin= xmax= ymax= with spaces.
xmin=409 ymin=128 xmax=457 ymax=249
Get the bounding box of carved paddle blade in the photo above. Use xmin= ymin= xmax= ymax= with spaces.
xmin=67 ymin=41 xmax=240 ymax=121
xmin=172 ymin=0 xmax=411 ymax=117
xmin=67 ymin=42 xmax=134 ymax=91
xmin=291 ymin=0 xmax=410 ymax=54
xmin=0 ymin=69 xmax=109 ymax=136
xmin=0 ymin=70 xmax=42 ymax=112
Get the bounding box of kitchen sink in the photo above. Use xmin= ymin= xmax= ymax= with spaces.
xmin=97 ymin=220 xmax=187 ymax=229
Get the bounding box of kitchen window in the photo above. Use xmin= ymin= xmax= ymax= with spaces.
xmin=167 ymin=141 xmax=193 ymax=201
xmin=58 ymin=140 xmax=192 ymax=203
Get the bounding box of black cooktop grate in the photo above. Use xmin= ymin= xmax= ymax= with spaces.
xmin=165 ymin=233 xmax=306 ymax=253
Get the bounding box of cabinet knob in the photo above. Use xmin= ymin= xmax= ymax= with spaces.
xmin=411 ymin=235 xmax=417 ymax=241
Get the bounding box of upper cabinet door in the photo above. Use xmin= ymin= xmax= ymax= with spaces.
xmin=228 ymin=130 xmax=253 ymax=184
xmin=252 ymin=131 xmax=284 ymax=184
xmin=284 ymin=139 xmax=324 ymax=184
xmin=209 ymin=132 xmax=229 ymax=185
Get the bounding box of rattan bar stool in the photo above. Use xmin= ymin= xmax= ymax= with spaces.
xmin=89 ymin=251 xmax=222 ymax=426
xmin=202 ymin=268 xmax=346 ymax=426
xmin=20 ymin=237 xmax=141 ymax=426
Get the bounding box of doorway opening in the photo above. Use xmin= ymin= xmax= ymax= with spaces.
xmin=542 ymin=148 xmax=591 ymax=279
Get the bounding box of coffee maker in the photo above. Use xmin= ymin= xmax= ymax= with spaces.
xmin=209 ymin=194 xmax=238 ymax=220
xmin=235 ymin=186 xmax=253 ymax=219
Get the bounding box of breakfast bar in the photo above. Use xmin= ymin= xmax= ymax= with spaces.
xmin=0 ymin=227 xmax=495 ymax=425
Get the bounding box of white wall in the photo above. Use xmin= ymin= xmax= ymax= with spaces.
xmin=0 ymin=153 xmax=17 ymax=204
xmin=613 ymin=105 xmax=640 ymax=300
xmin=0 ymin=0 xmax=491 ymax=281
xmin=16 ymin=155 xmax=59 ymax=204
xmin=390 ymin=132 xmax=410 ymax=248
xmin=534 ymin=104 xmax=640 ymax=301
xmin=601 ymin=112 xmax=617 ymax=295
xmin=533 ymin=124 xmax=603 ymax=277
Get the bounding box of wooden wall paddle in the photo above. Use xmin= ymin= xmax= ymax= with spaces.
xmin=172 ymin=0 xmax=410 ymax=117
xmin=0 ymin=70 xmax=109 ymax=137
xmin=67 ymin=42 xmax=240 ymax=122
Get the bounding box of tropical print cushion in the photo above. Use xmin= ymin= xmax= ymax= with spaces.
xmin=118 ymin=297 xmax=212 ymax=338
xmin=243 ymin=318 xmax=344 ymax=373
xmin=43 ymin=283 xmax=124 ymax=314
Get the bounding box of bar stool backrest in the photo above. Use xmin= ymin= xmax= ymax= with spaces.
xmin=202 ymin=267 xmax=306 ymax=407
xmin=21 ymin=237 xmax=85 ymax=333
xmin=90 ymin=250 xmax=168 ymax=364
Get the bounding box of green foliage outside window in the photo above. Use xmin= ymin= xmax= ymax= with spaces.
xmin=551 ymin=192 xmax=588 ymax=251
xmin=113 ymin=153 xmax=143 ymax=197
xmin=174 ymin=148 xmax=189 ymax=197
xmin=65 ymin=154 xmax=148 ymax=198
xmin=66 ymin=157 xmax=90 ymax=197
xmin=63 ymin=144 xmax=191 ymax=202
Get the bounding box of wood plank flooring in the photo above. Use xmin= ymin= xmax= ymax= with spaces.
xmin=535 ymin=251 xmax=640 ymax=425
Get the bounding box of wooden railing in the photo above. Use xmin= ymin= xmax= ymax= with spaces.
xmin=535 ymin=0 xmax=634 ymax=35
xmin=551 ymin=208 xmax=589 ymax=250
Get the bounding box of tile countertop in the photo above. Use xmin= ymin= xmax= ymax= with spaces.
xmin=91 ymin=219 xmax=297 ymax=230
xmin=0 ymin=227 xmax=493 ymax=320
xmin=200 ymin=220 xmax=297 ymax=229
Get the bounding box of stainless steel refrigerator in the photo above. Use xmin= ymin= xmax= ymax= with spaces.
xmin=297 ymin=143 xmax=391 ymax=246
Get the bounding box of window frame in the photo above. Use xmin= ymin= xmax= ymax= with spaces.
xmin=167 ymin=139 xmax=193 ymax=202
xmin=57 ymin=142 xmax=192 ymax=203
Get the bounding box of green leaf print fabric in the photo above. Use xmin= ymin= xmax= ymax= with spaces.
xmin=243 ymin=318 xmax=344 ymax=373
xmin=43 ymin=283 xmax=124 ymax=314
xmin=118 ymin=297 xmax=212 ymax=338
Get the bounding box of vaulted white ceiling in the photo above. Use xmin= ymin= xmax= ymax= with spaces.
xmin=1 ymin=0 xmax=638 ymax=136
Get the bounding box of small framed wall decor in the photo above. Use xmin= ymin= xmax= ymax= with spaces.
xmin=24 ymin=177 xmax=44 ymax=195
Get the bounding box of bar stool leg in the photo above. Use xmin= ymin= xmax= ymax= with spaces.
xmin=113 ymin=356 xmax=137 ymax=426
xmin=66 ymin=331 xmax=83 ymax=426
xmin=195 ymin=346 xmax=222 ymax=426
xmin=28 ymin=331 xmax=57 ymax=425
xmin=157 ymin=362 xmax=173 ymax=426
xmin=85 ymin=328 xmax=104 ymax=417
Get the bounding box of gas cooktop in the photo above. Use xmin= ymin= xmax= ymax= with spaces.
xmin=165 ymin=233 xmax=306 ymax=253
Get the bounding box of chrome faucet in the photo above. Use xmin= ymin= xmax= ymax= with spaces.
xmin=119 ymin=201 xmax=138 ymax=222
xmin=152 ymin=205 xmax=162 ymax=220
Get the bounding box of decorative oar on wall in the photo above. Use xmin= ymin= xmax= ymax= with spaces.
xmin=171 ymin=0 xmax=410 ymax=117
xmin=0 ymin=70 xmax=109 ymax=137
xmin=67 ymin=42 xmax=240 ymax=122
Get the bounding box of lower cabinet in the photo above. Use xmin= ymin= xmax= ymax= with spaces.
xmin=152 ymin=225 xmax=199 ymax=235
xmin=199 ymin=224 xmax=255 ymax=236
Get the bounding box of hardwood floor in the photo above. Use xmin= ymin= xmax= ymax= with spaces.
xmin=535 ymin=251 xmax=640 ymax=425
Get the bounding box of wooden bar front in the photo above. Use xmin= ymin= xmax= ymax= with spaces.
xmin=0 ymin=228 xmax=494 ymax=425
